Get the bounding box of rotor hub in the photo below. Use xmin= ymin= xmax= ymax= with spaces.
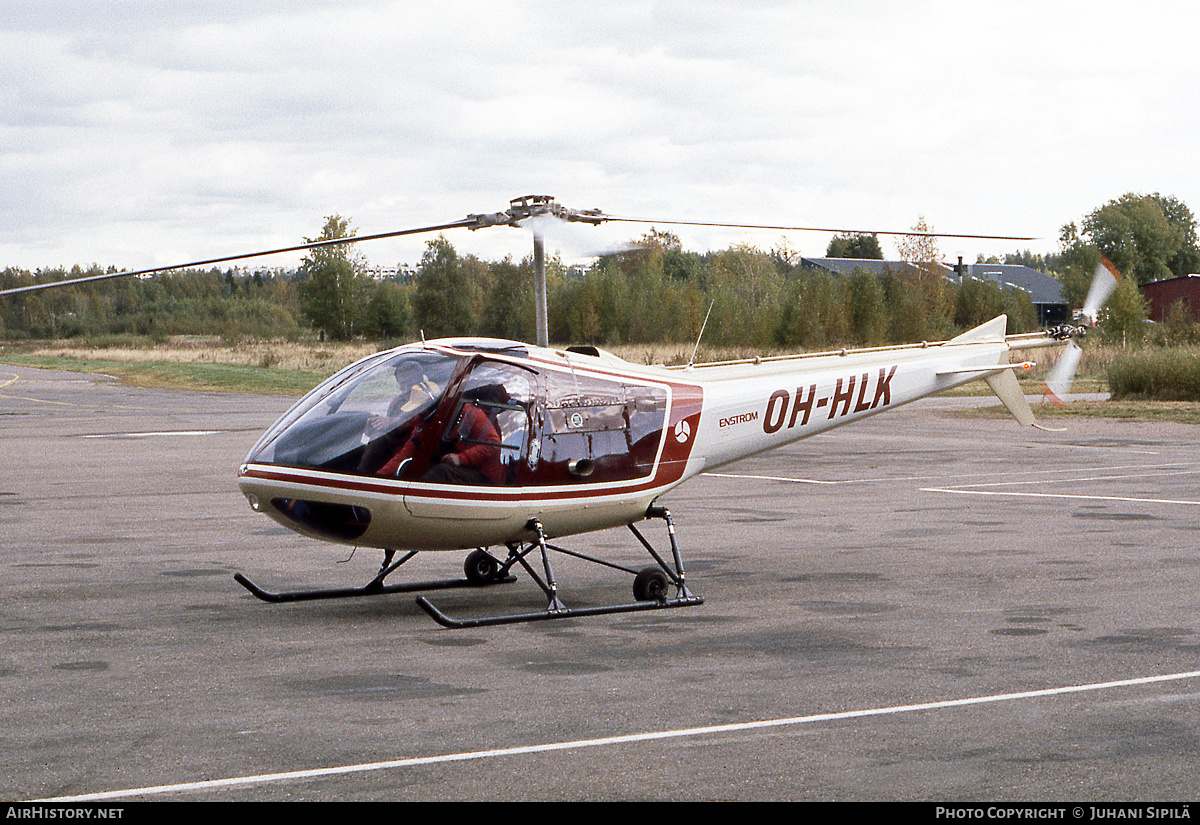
xmin=466 ymin=195 xmax=604 ymax=230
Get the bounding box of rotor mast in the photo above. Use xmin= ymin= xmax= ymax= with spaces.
xmin=468 ymin=195 xmax=603 ymax=348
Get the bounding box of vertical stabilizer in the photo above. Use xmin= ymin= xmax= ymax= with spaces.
xmin=983 ymin=368 xmax=1064 ymax=431
xmin=983 ymin=369 xmax=1035 ymax=426
xmin=949 ymin=315 xmax=1008 ymax=344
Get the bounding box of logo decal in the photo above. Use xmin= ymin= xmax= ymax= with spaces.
xmin=674 ymin=419 xmax=691 ymax=443
xmin=719 ymin=411 xmax=758 ymax=428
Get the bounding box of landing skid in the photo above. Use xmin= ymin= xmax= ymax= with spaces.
xmin=416 ymin=506 xmax=703 ymax=628
xmin=234 ymin=506 xmax=703 ymax=627
xmin=234 ymin=549 xmax=516 ymax=604
xmin=417 ymin=593 xmax=703 ymax=628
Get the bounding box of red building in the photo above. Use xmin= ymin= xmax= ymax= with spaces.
xmin=1141 ymin=275 xmax=1200 ymax=322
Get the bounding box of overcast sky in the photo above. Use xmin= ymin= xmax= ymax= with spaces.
xmin=3 ymin=0 xmax=1198 ymax=274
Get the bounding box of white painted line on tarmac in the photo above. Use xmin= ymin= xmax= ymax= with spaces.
xmin=924 ymin=467 xmax=1200 ymax=505
xmin=37 ymin=670 xmax=1200 ymax=802
xmin=933 ymin=469 xmax=1200 ymax=489
xmin=79 ymin=430 xmax=224 ymax=439
xmin=705 ymin=472 xmax=837 ymax=484
xmin=924 ymin=488 xmax=1200 ymax=506
xmin=708 ymin=464 xmax=1191 ymax=487
xmin=1025 ymin=441 xmax=1161 ymax=456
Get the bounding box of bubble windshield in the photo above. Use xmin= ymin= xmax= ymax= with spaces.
xmin=245 ymin=348 xmax=462 ymax=473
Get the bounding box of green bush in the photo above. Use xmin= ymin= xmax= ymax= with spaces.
xmin=1107 ymin=348 xmax=1200 ymax=401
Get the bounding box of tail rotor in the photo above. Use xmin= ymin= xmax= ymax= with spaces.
xmin=1080 ymin=257 xmax=1121 ymax=326
xmin=1043 ymin=257 xmax=1121 ymax=404
xmin=1044 ymin=339 xmax=1084 ymax=405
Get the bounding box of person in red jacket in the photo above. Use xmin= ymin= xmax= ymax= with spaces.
xmin=377 ymin=400 xmax=502 ymax=485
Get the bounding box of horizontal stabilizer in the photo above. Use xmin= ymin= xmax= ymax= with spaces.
xmin=938 ymin=361 xmax=1035 ymax=377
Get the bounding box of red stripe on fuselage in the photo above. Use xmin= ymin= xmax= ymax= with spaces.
xmin=239 ymin=461 xmax=691 ymax=502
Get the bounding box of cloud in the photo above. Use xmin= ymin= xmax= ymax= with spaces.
xmin=2 ymin=1 xmax=1198 ymax=271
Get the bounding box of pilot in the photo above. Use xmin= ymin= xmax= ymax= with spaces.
xmin=357 ymin=360 xmax=443 ymax=475
xmin=374 ymin=374 xmax=506 ymax=484
xmin=372 ymin=361 xmax=441 ymax=432
xmin=376 ymin=397 xmax=503 ymax=485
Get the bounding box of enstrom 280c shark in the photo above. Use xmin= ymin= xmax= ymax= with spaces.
xmin=2 ymin=196 xmax=1117 ymax=628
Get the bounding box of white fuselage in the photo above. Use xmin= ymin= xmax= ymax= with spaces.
xmin=683 ymin=338 xmax=1007 ymax=473
xmin=238 ymin=322 xmax=1027 ymax=552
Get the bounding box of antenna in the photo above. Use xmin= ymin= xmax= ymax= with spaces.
xmin=689 ymin=301 xmax=715 ymax=367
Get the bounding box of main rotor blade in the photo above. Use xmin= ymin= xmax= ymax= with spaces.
xmin=2 ymin=195 xmax=1039 ymax=298
xmin=0 ymin=218 xmax=477 ymax=297
xmin=598 ymin=215 xmax=1038 ymax=241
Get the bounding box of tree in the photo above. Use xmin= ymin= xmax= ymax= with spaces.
xmin=296 ymin=215 xmax=367 ymax=340
xmin=553 ymin=268 xmax=602 ymax=343
xmin=412 ymin=237 xmax=479 ymax=339
xmin=770 ymin=239 xmax=802 ymax=274
xmin=1079 ymin=193 xmax=1199 ymax=285
xmin=846 ymin=268 xmax=887 ymax=345
xmin=776 ymin=269 xmax=849 ymax=349
xmin=481 ymin=258 xmax=535 ymax=342
xmin=826 ymin=233 xmax=883 ymax=259
xmin=707 ymin=244 xmax=784 ymax=348
xmin=1156 ymin=195 xmax=1200 ymax=276
xmin=1056 ymin=221 xmax=1104 ymax=310
xmin=954 ymin=276 xmax=1036 ymax=334
xmin=1097 ymin=276 xmax=1149 ymax=347
xmin=896 ymin=217 xmax=941 ymax=269
xmin=361 ymin=280 xmax=410 ymax=340
xmin=893 ymin=218 xmax=954 ymax=341
xmin=1162 ymin=299 xmax=1200 ymax=346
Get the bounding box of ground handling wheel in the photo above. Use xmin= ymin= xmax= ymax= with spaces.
xmin=464 ymin=549 xmax=501 ymax=585
xmin=633 ymin=567 xmax=670 ymax=602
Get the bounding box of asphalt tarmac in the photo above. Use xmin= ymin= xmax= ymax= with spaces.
xmin=3 ymin=363 xmax=1199 ymax=802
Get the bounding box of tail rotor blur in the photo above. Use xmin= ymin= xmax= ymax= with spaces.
xmin=1080 ymin=257 xmax=1121 ymax=326
xmin=1044 ymin=340 xmax=1083 ymax=405
xmin=1043 ymin=258 xmax=1121 ymax=404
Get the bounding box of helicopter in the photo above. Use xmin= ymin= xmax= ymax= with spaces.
xmin=1 ymin=195 xmax=1117 ymax=628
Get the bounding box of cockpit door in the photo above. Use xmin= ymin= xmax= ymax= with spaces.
xmin=402 ymin=359 xmax=538 ymax=519
xmin=527 ymin=370 xmax=670 ymax=486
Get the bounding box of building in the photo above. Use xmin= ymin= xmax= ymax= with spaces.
xmin=959 ymin=263 xmax=1069 ymax=326
xmin=1140 ymin=274 xmax=1200 ymax=322
xmin=800 ymin=257 xmax=929 ymax=279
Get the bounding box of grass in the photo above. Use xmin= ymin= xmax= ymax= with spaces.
xmin=964 ymin=398 xmax=1200 ymax=425
xmin=0 ymin=353 xmax=325 ymax=395
xmin=0 ymin=336 xmax=384 ymax=395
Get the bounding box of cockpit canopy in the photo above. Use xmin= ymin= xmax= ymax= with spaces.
xmin=246 ymin=348 xmax=461 ymax=471
xmin=245 ymin=344 xmax=670 ymax=489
